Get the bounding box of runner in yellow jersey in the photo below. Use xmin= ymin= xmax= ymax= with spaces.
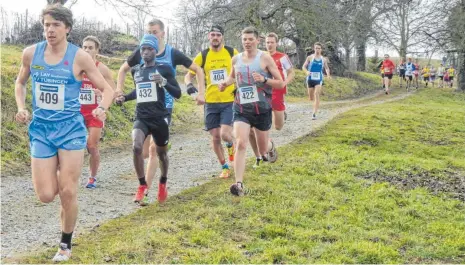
xmin=184 ymin=25 xmax=238 ymax=178
xmin=421 ymin=65 xmax=430 ymax=87
xmin=448 ymin=65 xmax=455 ymax=87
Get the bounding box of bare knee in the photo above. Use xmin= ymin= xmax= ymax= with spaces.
xmin=59 ymin=187 xmax=77 ymax=206
xmin=133 ymin=142 xmax=143 ymax=156
xmin=275 ymin=123 xmax=283 ymax=131
xmin=220 ymin=131 xmax=230 ymax=142
xmin=37 ymin=190 xmax=57 ymax=203
xmin=236 ymin=138 xmax=248 ymax=151
xmin=87 ymin=145 xmax=99 ymax=157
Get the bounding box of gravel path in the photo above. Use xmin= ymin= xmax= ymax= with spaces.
xmin=0 ymin=90 xmax=413 ymax=258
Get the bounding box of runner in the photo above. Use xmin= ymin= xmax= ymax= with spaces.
xmin=448 ymin=65 xmax=455 ymax=87
xmin=398 ymin=59 xmax=406 ymax=88
xmin=116 ymin=18 xmax=205 ymax=201
xmin=429 ymin=65 xmax=436 ymax=87
xmin=115 ymin=34 xmax=181 ymax=206
xmin=443 ymin=67 xmax=450 ymax=86
xmin=405 ymin=57 xmax=416 ymax=91
xmin=184 ymin=25 xmax=238 ymax=179
xmin=218 ymin=26 xmax=284 ymax=196
xmin=14 ymin=4 xmax=114 ymax=261
xmin=437 ymin=63 xmax=445 ymax=88
xmin=249 ymin=32 xmax=295 ymax=168
xmin=80 ymin=35 xmax=116 ymax=189
xmin=421 ymin=65 xmax=430 ymax=87
xmin=380 ymin=54 xmax=395 ymax=94
xmin=302 ymin=42 xmax=331 ymax=118
xmin=413 ymin=60 xmax=420 ymax=88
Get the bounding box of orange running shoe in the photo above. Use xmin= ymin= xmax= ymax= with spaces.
xmin=158 ymin=183 xmax=168 ymax=203
xmin=133 ymin=185 xmax=147 ymax=203
xmin=219 ymin=168 xmax=230 ymax=178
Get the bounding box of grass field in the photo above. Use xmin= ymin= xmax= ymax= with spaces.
xmin=14 ymin=88 xmax=465 ymax=264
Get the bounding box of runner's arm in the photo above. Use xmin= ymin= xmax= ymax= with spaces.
xmin=324 ymin=58 xmax=331 ymax=78
xmin=99 ymin=63 xmax=116 ymax=91
xmin=77 ymin=50 xmax=114 ymax=110
xmin=285 ymin=68 xmax=295 ymax=86
xmin=264 ymin=54 xmax=284 ymax=89
xmin=163 ymin=68 xmax=182 ymax=99
xmin=188 ymin=63 xmax=205 ymax=95
xmin=123 ymin=89 xmax=137 ymax=102
xmin=15 ymin=46 xmax=33 ymax=111
xmin=302 ymin=56 xmax=311 ymax=75
xmin=116 ymin=62 xmax=131 ymax=96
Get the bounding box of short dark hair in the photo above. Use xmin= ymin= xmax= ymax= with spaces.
xmin=41 ymin=4 xmax=73 ymax=30
xmin=241 ymin=26 xmax=259 ymax=38
xmin=147 ymin=18 xmax=165 ymax=32
xmin=83 ymin=35 xmax=101 ymax=50
xmin=267 ymin=32 xmax=279 ymax=42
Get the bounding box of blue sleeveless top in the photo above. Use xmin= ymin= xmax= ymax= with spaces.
xmin=30 ymin=41 xmax=82 ymax=122
xmin=306 ymin=55 xmax=324 ymax=82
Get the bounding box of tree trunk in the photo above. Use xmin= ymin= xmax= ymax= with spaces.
xmin=458 ymin=49 xmax=465 ymax=91
xmin=356 ymin=42 xmax=366 ymax=71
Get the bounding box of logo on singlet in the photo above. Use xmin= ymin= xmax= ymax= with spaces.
xmin=32 ymin=65 xmax=45 ymax=70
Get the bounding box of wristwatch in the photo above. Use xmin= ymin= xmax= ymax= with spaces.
xmin=263 ymin=76 xmax=268 ymax=84
xmin=98 ymin=106 xmax=106 ymax=112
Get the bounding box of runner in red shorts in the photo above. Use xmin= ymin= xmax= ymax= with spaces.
xmin=249 ymin=32 xmax=295 ymax=168
xmin=80 ymin=36 xmax=116 ymax=188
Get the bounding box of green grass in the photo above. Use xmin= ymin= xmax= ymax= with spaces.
xmin=15 ymin=88 xmax=465 ymax=264
xmin=287 ymin=70 xmax=383 ymax=100
xmin=0 ymin=45 xmax=200 ymax=173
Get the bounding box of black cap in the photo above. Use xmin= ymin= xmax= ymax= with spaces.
xmin=209 ymin=25 xmax=224 ymax=35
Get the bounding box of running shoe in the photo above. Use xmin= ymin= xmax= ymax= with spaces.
xmin=253 ymin=158 xmax=262 ymax=169
xmin=158 ymin=183 xmax=168 ymax=203
xmin=312 ymin=113 xmax=317 ymax=120
xmin=230 ymin=182 xmax=244 ymax=196
xmin=52 ymin=243 xmax=71 ymax=262
xmin=219 ymin=168 xmax=230 ymax=179
xmin=267 ymin=139 xmax=278 ymax=163
xmin=139 ymin=194 xmax=150 ymax=206
xmin=85 ymin=177 xmax=96 ymax=189
xmin=133 ymin=185 xmax=147 ymax=203
xmin=226 ymin=143 xmax=235 ymax=162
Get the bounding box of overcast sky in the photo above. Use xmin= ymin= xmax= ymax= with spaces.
xmin=1 ymin=0 xmax=442 ymax=59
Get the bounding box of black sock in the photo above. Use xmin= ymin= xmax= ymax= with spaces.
xmin=138 ymin=177 xmax=147 ymax=186
xmin=262 ymin=155 xmax=269 ymax=162
xmin=160 ymin=177 xmax=167 ymax=184
xmin=61 ymin=231 xmax=73 ymax=249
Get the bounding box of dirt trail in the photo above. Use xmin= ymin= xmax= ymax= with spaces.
xmin=0 ymin=90 xmax=413 ymax=258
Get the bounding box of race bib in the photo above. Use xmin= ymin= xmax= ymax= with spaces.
xmin=310 ymin=72 xmax=321 ymax=80
xmin=239 ymin=85 xmax=258 ymax=104
xmin=35 ymin=82 xmax=65 ymax=110
xmin=406 ymin=70 xmax=412 ymax=75
xmin=79 ymin=89 xmax=95 ymax=105
xmin=136 ymin=82 xmax=158 ymax=103
xmin=210 ymin=68 xmax=227 ymax=85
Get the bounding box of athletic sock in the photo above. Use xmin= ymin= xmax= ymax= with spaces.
xmin=160 ymin=177 xmax=167 ymax=184
xmin=222 ymin=163 xmax=229 ymax=170
xmin=262 ymin=155 xmax=269 ymax=162
xmin=226 ymin=142 xmax=233 ymax=148
xmin=138 ymin=177 xmax=147 ymax=186
xmin=60 ymin=231 xmax=73 ymax=249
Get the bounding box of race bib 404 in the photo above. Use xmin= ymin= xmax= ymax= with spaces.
xmin=35 ymin=82 xmax=65 ymax=110
xmin=79 ymin=89 xmax=96 ymax=105
xmin=239 ymin=85 xmax=259 ymax=105
xmin=136 ymin=82 xmax=158 ymax=103
xmin=210 ymin=68 xmax=227 ymax=85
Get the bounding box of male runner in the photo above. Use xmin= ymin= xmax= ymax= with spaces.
xmin=249 ymin=32 xmax=295 ymax=167
xmin=437 ymin=63 xmax=445 ymax=88
xmin=302 ymin=42 xmax=331 ymax=116
xmin=116 ymin=34 xmax=181 ymax=205
xmin=184 ymin=25 xmax=237 ymax=178
xmin=448 ymin=65 xmax=455 ymax=87
xmin=413 ymin=60 xmax=420 ymax=88
xmin=219 ymin=26 xmax=284 ymax=196
xmin=380 ymin=54 xmax=395 ymax=94
xmin=429 ymin=65 xmax=436 ymax=87
xmin=421 ymin=65 xmax=430 ymax=87
xmin=405 ymin=57 xmax=416 ymax=91
xmin=398 ymin=59 xmax=406 ymax=88
xmin=80 ymin=35 xmax=116 ymax=188
xmin=14 ymin=4 xmax=114 ymax=261
xmin=116 ymin=19 xmax=205 ymax=197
